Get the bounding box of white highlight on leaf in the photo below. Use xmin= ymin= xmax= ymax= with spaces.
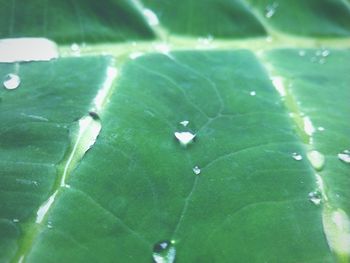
xmin=271 ymin=76 xmax=286 ymax=97
xmin=36 ymin=191 xmax=58 ymax=223
xmin=0 ymin=38 xmax=58 ymax=63
xmin=303 ymin=116 xmax=315 ymax=136
xmin=60 ymin=115 xmax=101 ymax=187
xmin=129 ymin=52 xmax=145 ymax=60
xmin=143 ymin=8 xmax=159 ymax=26
xmin=93 ymin=66 xmax=118 ymax=112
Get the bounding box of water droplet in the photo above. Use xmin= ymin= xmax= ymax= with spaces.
xmin=307 ymin=150 xmax=325 ymax=171
xmin=180 ymin=120 xmax=189 ymax=127
xmin=13 ymin=218 xmax=19 ymax=223
xmin=322 ymin=50 xmax=330 ymax=57
xmin=193 ymin=166 xmax=201 ymax=175
xmin=250 ymin=91 xmax=256 ymax=96
xmin=174 ymin=131 xmax=196 ymax=146
xmin=319 ymin=58 xmax=326 ymax=64
xmin=47 ymin=221 xmax=53 ymax=229
xmin=197 ymin=35 xmax=214 ymax=45
xmin=153 ymin=240 xmax=176 ymax=263
xmin=308 ymin=191 xmax=322 ymax=205
xmin=3 ymin=74 xmax=20 ymax=90
xmin=265 ymin=2 xmax=279 ymax=18
xmin=338 ymin=150 xmax=350 ymax=164
xmin=317 ymin=126 xmax=325 ymax=131
xmin=0 ymin=38 xmax=58 ymax=63
xmin=71 ymin=43 xmax=80 ymax=52
xmin=298 ymin=50 xmax=306 ymax=57
xmin=292 ymin=152 xmax=303 ymax=161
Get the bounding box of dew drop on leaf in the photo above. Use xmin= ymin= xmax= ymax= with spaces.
xmin=3 ymin=73 xmax=20 ymax=90
xmin=298 ymin=50 xmax=306 ymax=57
xmin=307 ymin=150 xmax=325 ymax=171
xmin=308 ymin=191 xmax=322 ymax=205
xmin=152 ymin=240 xmax=176 ymax=263
xmin=292 ymin=152 xmax=303 ymax=161
xmin=338 ymin=150 xmax=350 ymax=164
xmin=322 ymin=50 xmax=330 ymax=57
xmin=180 ymin=120 xmax=189 ymax=127
xmin=12 ymin=218 xmax=19 ymax=223
xmin=250 ymin=91 xmax=256 ymax=96
xmin=193 ymin=166 xmax=201 ymax=175
xmin=174 ymin=131 xmax=195 ymax=146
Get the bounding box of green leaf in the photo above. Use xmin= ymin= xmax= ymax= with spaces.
xmin=0 ymin=0 xmax=155 ymax=43
xmin=1 ymin=1 xmax=350 ymax=263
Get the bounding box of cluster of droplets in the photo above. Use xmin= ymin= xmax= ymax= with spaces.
xmin=197 ymin=35 xmax=214 ymax=46
xmin=265 ymin=2 xmax=279 ymax=18
xmin=308 ymin=190 xmax=322 ymax=206
xmin=311 ymin=48 xmax=330 ymax=64
xmin=3 ymin=73 xmax=21 ymax=90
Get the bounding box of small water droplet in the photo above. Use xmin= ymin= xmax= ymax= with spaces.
xmin=319 ymin=58 xmax=326 ymax=64
xmin=47 ymin=221 xmax=53 ymax=228
xmin=265 ymin=2 xmax=279 ymax=18
xmin=193 ymin=166 xmax=201 ymax=175
xmin=71 ymin=43 xmax=80 ymax=52
xmin=174 ymin=131 xmax=195 ymax=146
xmin=180 ymin=120 xmax=189 ymax=127
xmin=317 ymin=126 xmax=325 ymax=131
xmin=292 ymin=152 xmax=303 ymax=161
xmin=308 ymin=191 xmax=322 ymax=205
xmin=298 ymin=50 xmax=306 ymax=57
xmin=250 ymin=91 xmax=256 ymax=96
xmin=13 ymin=218 xmax=19 ymax=223
xmin=307 ymin=150 xmax=325 ymax=171
xmin=338 ymin=150 xmax=350 ymax=164
xmin=153 ymin=240 xmax=176 ymax=263
xmin=3 ymin=74 xmax=20 ymax=90
xmin=322 ymin=50 xmax=330 ymax=57
xmin=197 ymin=35 xmax=214 ymax=45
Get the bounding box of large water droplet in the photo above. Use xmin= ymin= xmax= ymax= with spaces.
xmin=174 ymin=131 xmax=195 ymax=146
xmin=307 ymin=150 xmax=325 ymax=171
xmin=338 ymin=150 xmax=350 ymax=164
xmin=265 ymin=2 xmax=279 ymax=18
xmin=180 ymin=120 xmax=189 ymax=127
xmin=153 ymin=240 xmax=176 ymax=263
xmin=292 ymin=152 xmax=303 ymax=161
xmin=3 ymin=74 xmax=20 ymax=90
xmin=308 ymin=191 xmax=322 ymax=205
xmin=193 ymin=166 xmax=201 ymax=175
